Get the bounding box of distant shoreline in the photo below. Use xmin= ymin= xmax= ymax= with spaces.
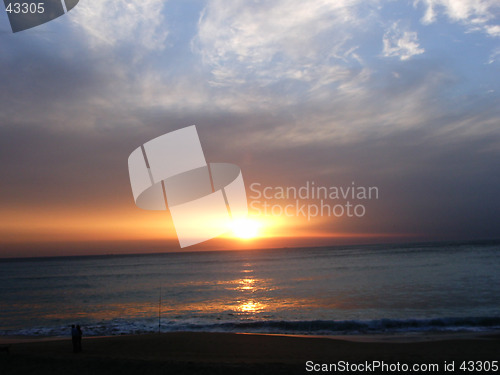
xmin=1 ymin=238 xmax=498 ymax=259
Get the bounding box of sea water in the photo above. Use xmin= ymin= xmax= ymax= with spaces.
xmin=1 ymin=240 xmax=499 ymax=337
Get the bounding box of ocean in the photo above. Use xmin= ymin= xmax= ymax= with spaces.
xmin=1 ymin=240 xmax=499 ymax=338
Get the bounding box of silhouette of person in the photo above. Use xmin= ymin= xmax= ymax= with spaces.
xmin=71 ymin=324 xmax=78 ymax=353
xmin=76 ymin=325 xmax=83 ymax=352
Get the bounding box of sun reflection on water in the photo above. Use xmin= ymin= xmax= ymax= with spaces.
xmin=237 ymin=301 xmax=266 ymax=313
xmin=233 ymin=262 xmax=270 ymax=314
xmin=238 ymin=278 xmax=256 ymax=291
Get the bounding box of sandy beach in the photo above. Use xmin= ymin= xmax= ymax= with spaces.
xmin=1 ymin=332 xmax=499 ymax=374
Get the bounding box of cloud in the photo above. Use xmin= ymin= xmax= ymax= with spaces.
xmin=415 ymin=0 xmax=499 ymax=36
xmin=69 ymin=0 xmax=168 ymax=50
xmin=486 ymin=24 xmax=500 ymax=37
xmin=382 ymin=22 xmax=425 ymax=61
xmin=488 ymin=47 xmax=500 ymax=64
xmin=1 ymin=0 xmax=499 ymax=247
xmin=193 ymin=0 xmax=374 ymax=89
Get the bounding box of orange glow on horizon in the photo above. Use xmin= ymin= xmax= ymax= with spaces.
xmin=0 ymin=206 xmax=411 ymax=256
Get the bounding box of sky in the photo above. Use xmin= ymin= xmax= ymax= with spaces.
xmin=0 ymin=0 xmax=499 ymax=257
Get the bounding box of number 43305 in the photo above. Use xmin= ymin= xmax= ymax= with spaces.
xmin=6 ymin=2 xmax=45 ymax=14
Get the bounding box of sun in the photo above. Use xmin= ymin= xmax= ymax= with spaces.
xmin=230 ymin=218 xmax=261 ymax=240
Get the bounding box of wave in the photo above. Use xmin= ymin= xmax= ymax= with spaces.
xmin=2 ymin=316 xmax=500 ymax=338
xmin=179 ymin=316 xmax=500 ymax=334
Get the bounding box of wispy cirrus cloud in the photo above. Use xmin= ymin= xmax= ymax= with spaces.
xmin=70 ymin=0 xmax=168 ymax=50
xmin=488 ymin=47 xmax=500 ymax=64
xmin=415 ymin=0 xmax=500 ymax=36
xmin=486 ymin=25 xmax=500 ymax=37
xmin=382 ymin=22 xmax=425 ymax=61
xmin=193 ymin=0 xmax=376 ymax=89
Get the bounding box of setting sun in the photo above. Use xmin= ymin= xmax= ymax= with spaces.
xmin=230 ymin=218 xmax=261 ymax=239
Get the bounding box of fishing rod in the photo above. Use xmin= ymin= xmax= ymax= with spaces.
xmin=158 ymin=283 xmax=161 ymax=334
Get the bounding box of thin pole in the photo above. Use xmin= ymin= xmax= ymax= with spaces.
xmin=158 ymin=284 xmax=162 ymax=334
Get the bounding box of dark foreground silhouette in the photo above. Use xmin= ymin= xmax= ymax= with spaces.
xmin=1 ymin=332 xmax=499 ymax=375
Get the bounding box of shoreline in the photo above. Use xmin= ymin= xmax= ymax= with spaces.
xmin=2 ymin=329 xmax=500 ymax=344
xmin=2 ymin=329 xmax=500 ymax=345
